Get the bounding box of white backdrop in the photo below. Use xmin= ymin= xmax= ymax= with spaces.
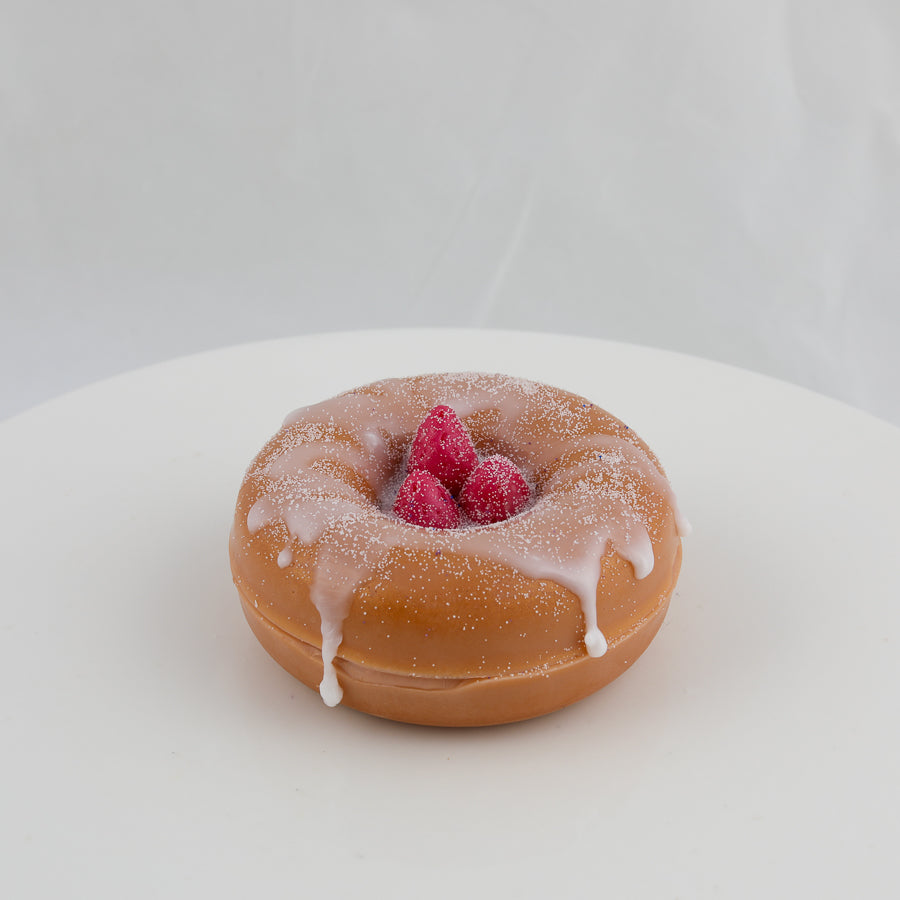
xmin=2 ymin=0 xmax=899 ymax=424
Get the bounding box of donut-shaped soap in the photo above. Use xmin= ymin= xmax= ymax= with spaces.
xmin=229 ymin=373 xmax=689 ymax=726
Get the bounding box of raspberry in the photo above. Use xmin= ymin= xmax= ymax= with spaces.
xmin=393 ymin=470 xmax=460 ymax=529
xmin=460 ymin=455 xmax=530 ymax=525
xmin=407 ymin=405 xmax=478 ymax=494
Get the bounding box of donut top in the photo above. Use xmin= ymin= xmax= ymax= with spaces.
xmin=240 ymin=373 xmax=689 ymax=706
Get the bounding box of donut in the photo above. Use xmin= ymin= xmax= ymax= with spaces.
xmin=229 ymin=373 xmax=689 ymax=727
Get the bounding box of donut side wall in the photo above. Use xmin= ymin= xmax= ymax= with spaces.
xmin=229 ymin=501 xmax=681 ymax=679
xmin=234 ymin=545 xmax=681 ymax=727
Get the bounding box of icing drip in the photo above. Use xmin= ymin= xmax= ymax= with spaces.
xmin=277 ymin=545 xmax=293 ymax=568
xmin=247 ymin=374 xmax=687 ymax=704
xmin=318 ymin=619 xmax=343 ymax=706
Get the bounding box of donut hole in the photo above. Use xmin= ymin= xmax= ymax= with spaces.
xmin=404 ymin=412 xmax=548 ymax=527
xmin=373 ymin=417 xmax=544 ymax=529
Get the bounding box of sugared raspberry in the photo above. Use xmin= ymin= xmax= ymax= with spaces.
xmin=460 ymin=455 xmax=530 ymax=525
xmin=393 ymin=470 xmax=461 ymax=529
xmin=407 ymin=405 xmax=478 ymax=494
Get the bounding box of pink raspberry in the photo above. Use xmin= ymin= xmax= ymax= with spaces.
xmin=393 ymin=470 xmax=460 ymax=529
xmin=460 ymin=456 xmax=530 ymax=525
xmin=407 ymin=405 xmax=478 ymax=494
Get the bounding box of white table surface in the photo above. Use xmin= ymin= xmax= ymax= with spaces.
xmin=2 ymin=330 xmax=898 ymax=898
xmin=2 ymin=2 xmax=900 ymax=428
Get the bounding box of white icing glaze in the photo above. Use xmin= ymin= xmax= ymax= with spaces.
xmin=276 ymin=545 xmax=293 ymax=568
xmin=246 ymin=374 xmax=688 ymax=704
